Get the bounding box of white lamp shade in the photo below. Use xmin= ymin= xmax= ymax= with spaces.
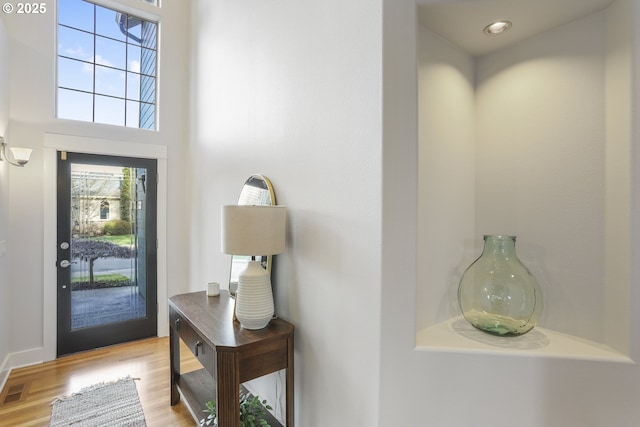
xmin=9 ymin=147 xmax=32 ymax=164
xmin=221 ymin=205 xmax=286 ymax=256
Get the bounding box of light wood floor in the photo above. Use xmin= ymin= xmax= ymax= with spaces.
xmin=0 ymin=337 xmax=200 ymax=427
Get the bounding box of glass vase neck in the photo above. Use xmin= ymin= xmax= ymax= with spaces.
xmin=483 ymin=235 xmax=516 ymax=254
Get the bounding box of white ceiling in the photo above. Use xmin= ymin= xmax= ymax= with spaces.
xmin=417 ymin=0 xmax=617 ymax=56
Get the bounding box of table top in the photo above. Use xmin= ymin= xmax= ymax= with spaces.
xmin=168 ymin=291 xmax=294 ymax=351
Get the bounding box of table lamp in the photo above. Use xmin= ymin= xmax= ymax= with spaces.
xmin=221 ymin=205 xmax=286 ymax=329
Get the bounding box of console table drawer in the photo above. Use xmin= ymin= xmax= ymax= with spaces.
xmin=173 ymin=312 xmax=215 ymax=377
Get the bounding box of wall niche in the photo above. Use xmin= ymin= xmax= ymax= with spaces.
xmin=416 ymin=0 xmax=635 ymax=362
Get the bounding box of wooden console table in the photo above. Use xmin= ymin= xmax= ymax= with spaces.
xmin=169 ymin=291 xmax=294 ymax=427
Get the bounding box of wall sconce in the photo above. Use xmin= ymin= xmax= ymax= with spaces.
xmin=0 ymin=136 xmax=32 ymax=167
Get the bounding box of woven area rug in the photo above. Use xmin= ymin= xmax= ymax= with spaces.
xmin=49 ymin=376 xmax=146 ymax=427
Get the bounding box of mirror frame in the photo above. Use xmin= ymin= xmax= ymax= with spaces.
xmin=228 ymin=174 xmax=277 ymax=296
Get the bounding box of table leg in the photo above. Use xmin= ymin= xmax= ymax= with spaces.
xmin=217 ymin=351 xmax=241 ymax=427
xmin=169 ymin=317 xmax=180 ymax=405
xmin=286 ymin=331 xmax=294 ymax=426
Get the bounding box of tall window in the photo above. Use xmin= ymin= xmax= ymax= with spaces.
xmin=57 ymin=0 xmax=158 ymax=130
xmin=100 ymin=199 xmax=110 ymax=220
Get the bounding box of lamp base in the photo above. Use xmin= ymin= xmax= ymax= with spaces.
xmin=235 ymin=260 xmax=274 ymax=330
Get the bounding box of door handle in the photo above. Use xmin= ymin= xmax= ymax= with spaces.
xmin=58 ymin=260 xmax=71 ymax=268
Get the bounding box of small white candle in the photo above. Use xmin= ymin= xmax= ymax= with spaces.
xmin=207 ymin=282 xmax=220 ymax=297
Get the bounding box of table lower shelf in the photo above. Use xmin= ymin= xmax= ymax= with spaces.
xmin=176 ymin=368 xmax=283 ymax=427
xmin=176 ymin=369 xmax=215 ymax=422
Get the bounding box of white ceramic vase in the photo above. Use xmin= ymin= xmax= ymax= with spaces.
xmin=235 ymin=260 xmax=274 ymax=330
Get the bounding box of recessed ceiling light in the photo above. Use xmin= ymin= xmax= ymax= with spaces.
xmin=483 ymin=20 xmax=512 ymax=35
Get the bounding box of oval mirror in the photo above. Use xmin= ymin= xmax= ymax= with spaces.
xmin=228 ymin=175 xmax=276 ymax=297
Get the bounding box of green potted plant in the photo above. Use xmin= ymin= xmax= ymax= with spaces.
xmin=199 ymin=391 xmax=273 ymax=427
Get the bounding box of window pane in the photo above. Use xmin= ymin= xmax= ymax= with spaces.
xmin=126 ymin=72 xmax=141 ymax=101
xmin=139 ymin=102 xmax=155 ymax=130
xmin=58 ymin=26 xmax=94 ymax=61
xmin=100 ymin=200 xmax=110 ymax=220
xmin=140 ymin=20 xmax=157 ymax=49
xmin=58 ymin=0 xmax=94 ymax=32
xmin=126 ymin=16 xmax=142 ymax=46
xmin=96 ymin=5 xmax=125 ymax=41
xmin=127 ymin=44 xmax=141 ymax=72
xmin=58 ymin=57 xmax=93 ymax=92
xmin=95 ymin=65 xmax=125 ymax=98
xmin=96 ymin=36 xmax=126 ymax=70
xmin=140 ymin=48 xmax=156 ymax=76
xmin=140 ymin=76 xmax=155 ymax=104
xmin=126 ymin=100 xmax=140 ymax=128
xmin=58 ymin=89 xmax=93 ymax=122
xmin=95 ymin=95 xmax=125 ymax=126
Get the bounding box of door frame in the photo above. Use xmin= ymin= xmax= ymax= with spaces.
xmin=43 ymin=133 xmax=168 ymax=361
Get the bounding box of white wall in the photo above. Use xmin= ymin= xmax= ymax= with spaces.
xmin=1 ymin=0 xmax=190 ymax=365
xmin=416 ymin=25 xmax=476 ymax=331
xmin=0 ymin=15 xmax=11 ymax=387
xmin=604 ymin=0 xmax=633 ymax=356
xmin=189 ymin=0 xmax=383 ymax=425
xmin=380 ymin=0 xmax=640 ymax=426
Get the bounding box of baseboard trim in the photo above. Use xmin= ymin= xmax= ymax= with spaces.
xmin=8 ymin=347 xmax=44 ymax=369
xmin=0 ymin=370 xmax=8 ymax=393
xmin=0 ymin=347 xmax=44 ymax=391
xmin=0 ymin=353 xmax=9 ymax=392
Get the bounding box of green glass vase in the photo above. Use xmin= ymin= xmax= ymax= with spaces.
xmin=458 ymin=235 xmax=543 ymax=336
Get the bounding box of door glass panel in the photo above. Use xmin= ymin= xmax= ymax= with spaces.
xmin=69 ymin=163 xmax=147 ymax=329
